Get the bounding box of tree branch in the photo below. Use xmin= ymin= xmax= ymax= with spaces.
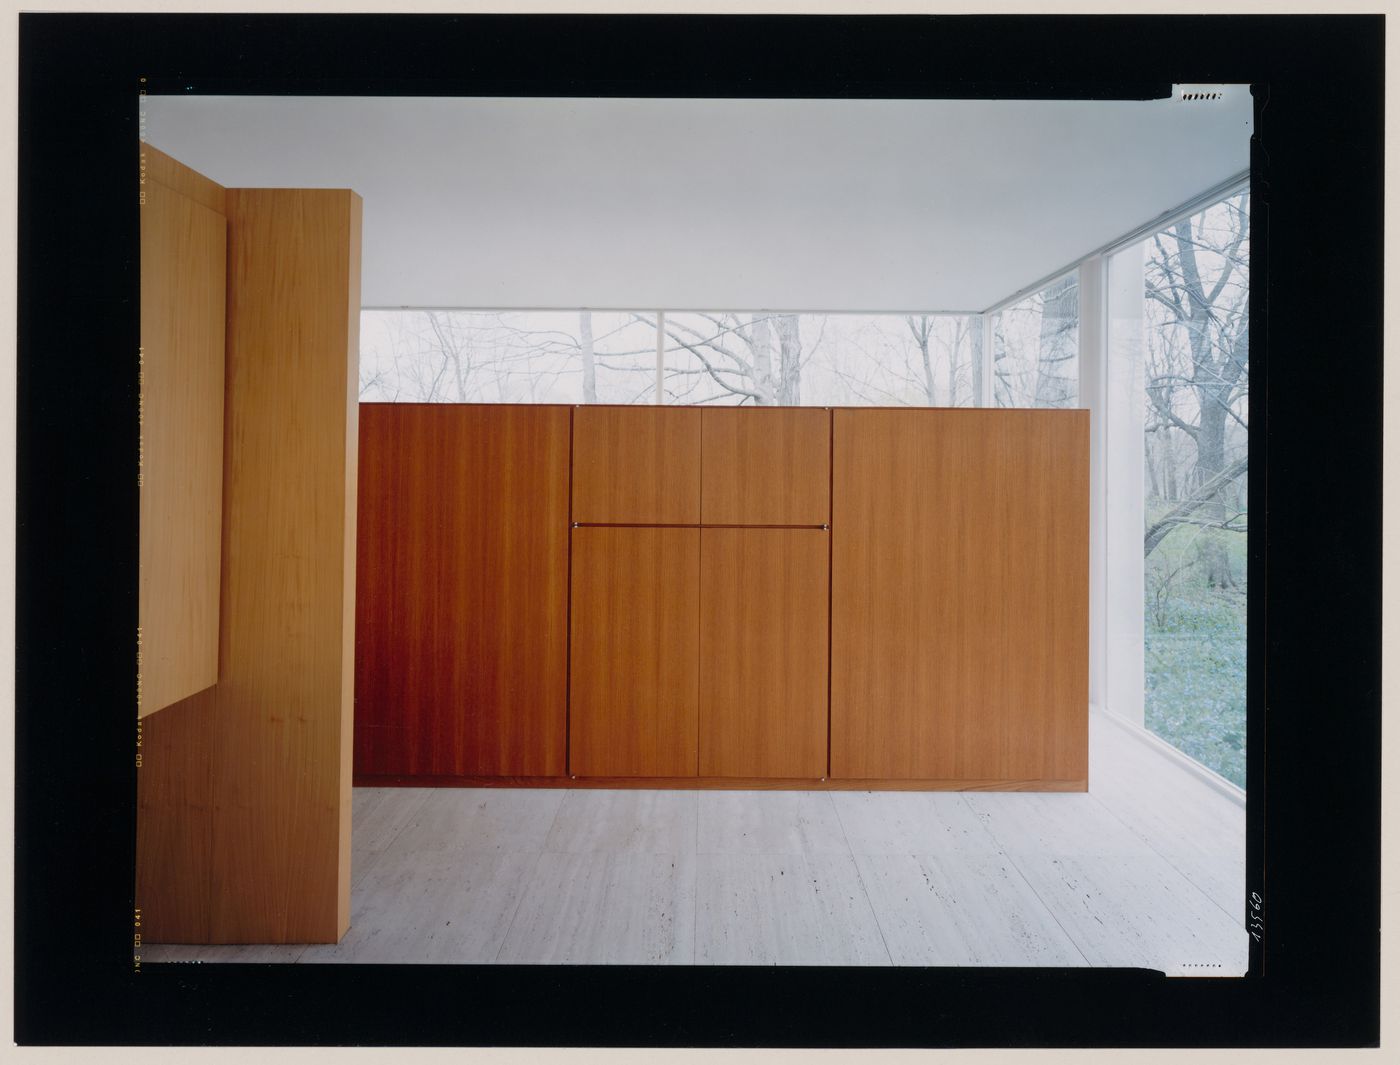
xmin=1144 ymin=454 xmax=1249 ymax=555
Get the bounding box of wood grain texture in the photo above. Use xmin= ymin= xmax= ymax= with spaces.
xmin=701 ymin=408 xmax=831 ymax=525
xmin=337 ymin=192 xmax=362 ymax=920
xmin=354 ymin=775 xmax=1086 ymax=791
xmin=354 ymin=403 xmax=571 ymax=777
xmin=830 ymin=408 xmax=1089 ymax=784
xmin=699 ymin=528 xmax=829 ymax=778
xmin=136 ymin=688 xmax=215 ymax=942
xmin=204 ymin=188 xmax=362 ymax=942
xmin=143 ymin=143 xmax=226 ymax=215
xmin=572 ymin=406 xmax=702 ymax=524
xmin=569 ymin=527 xmax=700 ymax=777
xmin=139 ymin=173 xmax=226 ymax=717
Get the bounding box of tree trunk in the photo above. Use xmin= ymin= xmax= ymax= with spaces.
xmin=1034 ymin=275 xmax=1077 ymax=407
xmin=579 ymin=311 xmax=597 ymax=404
xmin=947 ymin=319 xmax=962 ymax=406
xmin=1172 ymin=217 xmax=1243 ymax=589
xmin=775 ymin=314 xmax=802 ymax=404
xmin=907 ymin=316 xmax=935 ymax=403
xmin=969 ymin=316 xmax=983 ymax=407
xmin=1145 ymin=433 xmax=1162 ymax=499
xmin=747 ymin=314 xmax=776 ymax=405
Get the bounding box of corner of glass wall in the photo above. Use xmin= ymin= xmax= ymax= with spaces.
xmin=1103 ymin=187 xmax=1249 ymax=790
xmin=989 ymin=274 xmax=1080 ymax=409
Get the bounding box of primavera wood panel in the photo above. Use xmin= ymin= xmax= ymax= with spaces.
xmin=699 ymin=528 xmax=830 ymax=778
xmin=572 ymin=406 xmax=702 ymax=524
xmin=139 ymin=165 xmax=226 ymax=717
xmin=354 ymin=403 xmax=571 ymax=777
xmin=831 ymin=409 xmax=1088 ymax=785
xmin=204 ymin=188 xmax=362 ymax=942
xmin=701 ymin=408 xmax=830 ymax=525
xmin=569 ymin=527 xmax=700 ymax=777
xmin=136 ymin=688 xmax=215 ymax=943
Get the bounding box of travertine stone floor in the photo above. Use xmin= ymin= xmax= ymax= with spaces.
xmin=142 ymin=712 xmax=1248 ymax=974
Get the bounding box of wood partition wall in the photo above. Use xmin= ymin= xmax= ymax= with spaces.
xmin=136 ymin=147 xmax=362 ymax=944
xmin=355 ymin=403 xmax=1089 ymax=791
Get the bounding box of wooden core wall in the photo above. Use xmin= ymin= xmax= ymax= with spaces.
xmin=139 ymin=145 xmax=226 ymax=716
xmin=136 ymin=160 xmax=362 ymax=943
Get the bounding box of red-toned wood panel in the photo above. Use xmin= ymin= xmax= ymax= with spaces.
xmin=700 ymin=408 xmax=831 ymax=525
xmin=831 ymin=408 xmax=1089 ymax=784
xmin=354 ymin=403 xmax=571 ymax=777
xmin=569 ymin=526 xmax=700 ymax=778
xmin=572 ymin=406 xmax=702 ymax=524
xmin=699 ymin=528 xmax=829 ymax=778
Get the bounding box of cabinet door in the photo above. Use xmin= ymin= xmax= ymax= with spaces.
xmin=139 ymin=175 xmax=226 ymax=717
xmin=355 ymin=404 xmax=572 ymax=777
xmin=701 ymin=408 xmax=831 ymax=525
xmin=572 ymin=406 xmax=702 ymax=524
xmin=699 ymin=528 xmax=829 ymax=778
xmin=569 ymin=527 xmax=700 ymax=777
xmin=830 ymin=409 xmax=1089 ymax=784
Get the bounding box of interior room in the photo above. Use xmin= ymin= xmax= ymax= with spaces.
xmin=133 ymin=90 xmax=1251 ymax=973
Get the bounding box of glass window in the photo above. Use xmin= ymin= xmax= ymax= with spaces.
xmin=1097 ymin=189 xmax=1253 ymax=786
xmin=1139 ymin=190 xmax=1249 ymax=787
xmin=991 ymin=274 xmax=1079 ymax=408
xmin=364 ymin=309 xmax=983 ymax=407
xmin=661 ymin=311 xmax=979 ymax=407
xmin=359 ymin=310 xmax=657 ymax=404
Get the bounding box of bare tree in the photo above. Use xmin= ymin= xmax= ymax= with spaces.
xmin=1142 ymin=192 xmax=1250 ymax=582
xmin=1034 ymin=275 xmax=1078 ymax=407
xmin=640 ymin=312 xmax=812 ymax=405
xmin=579 ymin=311 xmax=597 ymax=404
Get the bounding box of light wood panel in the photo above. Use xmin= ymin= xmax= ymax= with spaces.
xmin=572 ymin=406 xmax=702 ymax=524
xmin=135 ymin=688 xmax=215 ymax=942
xmin=569 ymin=527 xmax=700 ymax=777
xmin=143 ymin=143 xmax=226 ymax=215
xmin=204 ymin=188 xmax=362 ymax=943
xmin=701 ymin=408 xmax=830 ymax=525
xmin=699 ymin=528 xmax=829 ymax=778
xmin=354 ymin=403 xmax=571 ymax=777
xmin=830 ymin=408 xmax=1089 ymax=784
xmin=138 ymin=169 xmax=226 ymax=717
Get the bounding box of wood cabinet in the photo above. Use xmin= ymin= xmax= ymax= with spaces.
xmin=354 ymin=402 xmax=1087 ymax=792
xmin=569 ymin=526 xmax=701 ymax=777
xmin=139 ymin=149 xmax=227 ymax=717
xmin=699 ymin=528 xmax=829 ymax=778
xmin=572 ymin=406 xmax=702 ymax=524
xmin=207 ymin=188 xmax=364 ymax=942
xmin=355 ymin=404 xmax=571 ymax=777
xmin=138 ymin=166 xmax=366 ymax=945
xmin=701 ymin=408 xmax=830 ymax=525
xmin=830 ymin=409 xmax=1089 ymax=786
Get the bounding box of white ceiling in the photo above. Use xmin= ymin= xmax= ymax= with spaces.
xmin=143 ymin=94 xmax=1251 ymax=312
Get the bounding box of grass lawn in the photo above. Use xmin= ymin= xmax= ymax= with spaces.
xmin=1144 ymin=523 xmax=1247 ymax=789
